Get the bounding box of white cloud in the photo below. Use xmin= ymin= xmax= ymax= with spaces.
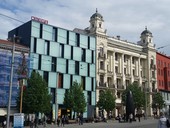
xmin=1 ymin=0 xmax=170 ymax=54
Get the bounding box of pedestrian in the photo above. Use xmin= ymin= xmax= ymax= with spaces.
xmin=137 ymin=114 xmax=141 ymax=122
xmin=80 ymin=113 xmax=83 ymax=125
xmin=34 ymin=117 xmax=38 ymax=128
xmin=57 ymin=117 xmax=60 ymax=127
xmin=129 ymin=113 xmax=133 ymax=123
xmin=79 ymin=113 xmax=83 ymax=125
xmin=118 ymin=114 xmax=121 ymax=123
xmin=43 ymin=115 xmax=47 ymax=127
xmin=157 ymin=112 xmax=169 ymax=128
xmin=143 ymin=112 xmax=146 ymax=120
xmin=2 ymin=119 xmax=6 ymax=128
xmin=65 ymin=115 xmax=68 ymax=124
xmin=61 ymin=115 xmax=65 ymax=127
xmin=123 ymin=113 xmax=126 ymax=122
xmin=78 ymin=113 xmax=81 ymax=125
xmin=30 ymin=116 xmax=34 ymax=128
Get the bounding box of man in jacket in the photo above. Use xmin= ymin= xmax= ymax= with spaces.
xmin=157 ymin=112 xmax=169 ymax=128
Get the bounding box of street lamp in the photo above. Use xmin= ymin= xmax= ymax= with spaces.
xmin=18 ymin=53 xmax=28 ymax=113
xmin=144 ymin=80 xmax=148 ymax=120
xmin=19 ymin=79 xmax=26 ymax=113
xmin=55 ymin=72 xmax=59 ymax=124
xmin=6 ymin=36 xmax=15 ymax=128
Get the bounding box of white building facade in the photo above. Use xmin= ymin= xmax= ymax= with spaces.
xmin=74 ymin=10 xmax=157 ymax=118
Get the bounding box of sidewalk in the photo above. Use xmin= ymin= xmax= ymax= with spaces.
xmin=24 ymin=117 xmax=157 ymax=128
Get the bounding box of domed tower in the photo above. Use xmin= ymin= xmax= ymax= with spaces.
xmin=138 ymin=27 xmax=154 ymax=47
xmin=86 ymin=9 xmax=108 ymax=118
xmin=87 ymin=9 xmax=106 ymax=35
xmin=139 ymin=27 xmax=156 ymax=117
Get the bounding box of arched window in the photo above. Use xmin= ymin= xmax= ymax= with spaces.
xmin=99 ymin=23 xmax=101 ymax=28
xmin=92 ymin=24 xmax=94 ymax=28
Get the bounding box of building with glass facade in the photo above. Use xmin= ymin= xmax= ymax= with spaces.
xmin=8 ymin=19 xmax=96 ymax=120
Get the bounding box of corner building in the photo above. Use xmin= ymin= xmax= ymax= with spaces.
xmin=8 ymin=19 xmax=96 ymax=120
xmin=74 ymin=10 xmax=157 ymax=117
xmin=156 ymin=52 xmax=170 ymax=113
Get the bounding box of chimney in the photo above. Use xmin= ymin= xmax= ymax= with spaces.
xmin=117 ymin=35 xmax=120 ymax=40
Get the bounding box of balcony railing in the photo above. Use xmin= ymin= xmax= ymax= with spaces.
xmin=108 ymin=84 xmax=115 ymax=89
xmin=152 ymin=88 xmax=157 ymax=93
xmin=117 ymin=85 xmax=125 ymax=90
xmin=142 ymin=76 xmax=147 ymax=82
xmin=107 ymin=71 xmax=113 ymax=76
xmin=98 ymin=53 xmax=106 ymax=59
xmin=134 ymin=75 xmax=139 ymax=80
xmin=125 ymin=74 xmax=131 ymax=78
xmin=116 ymin=73 xmax=122 ymax=77
xmin=150 ymin=77 xmax=156 ymax=82
xmin=143 ymin=87 xmax=151 ymax=93
xmin=99 ymin=68 xmax=106 ymax=74
xmin=151 ymin=75 xmax=156 ymax=79
xmin=99 ymin=82 xmax=106 ymax=87
xmin=150 ymin=64 xmax=156 ymax=70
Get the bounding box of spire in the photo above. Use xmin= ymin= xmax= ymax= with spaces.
xmin=96 ymin=8 xmax=98 ymax=13
xmin=145 ymin=26 xmax=147 ymax=31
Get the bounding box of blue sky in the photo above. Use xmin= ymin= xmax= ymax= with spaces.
xmin=1 ymin=0 xmax=170 ymax=54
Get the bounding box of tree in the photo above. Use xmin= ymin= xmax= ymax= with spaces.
xmin=16 ymin=71 xmax=52 ymax=114
xmin=122 ymin=83 xmax=145 ymax=109
xmin=63 ymin=81 xmax=86 ymax=118
xmin=152 ymin=92 xmax=164 ymax=110
xmin=97 ymin=89 xmax=116 ymax=118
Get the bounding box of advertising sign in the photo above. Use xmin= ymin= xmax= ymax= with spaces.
xmin=13 ymin=113 xmax=24 ymax=128
xmin=31 ymin=16 xmax=48 ymax=24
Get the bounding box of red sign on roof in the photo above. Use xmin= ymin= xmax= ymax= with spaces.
xmin=31 ymin=16 xmax=48 ymax=24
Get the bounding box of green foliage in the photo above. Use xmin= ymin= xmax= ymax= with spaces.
xmin=97 ymin=89 xmax=116 ymax=116
xmin=152 ymin=92 xmax=164 ymax=109
xmin=63 ymin=81 xmax=86 ymax=113
xmin=16 ymin=71 xmax=52 ymax=114
xmin=122 ymin=83 xmax=145 ymax=109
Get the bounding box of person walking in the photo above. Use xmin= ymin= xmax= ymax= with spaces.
xmin=118 ymin=114 xmax=121 ymax=123
xmin=30 ymin=116 xmax=34 ymax=128
xmin=43 ymin=115 xmax=47 ymax=127
xmin=137 ymin=114 xmax=141 ymax=122
xmin=61 ymin=115 xmax=65 ymax=127
xmin=57 ymin=117 xmax=60 ymax=127
xmin=78 ymin=113 xmax=81 ymax=125
xmin=2 ymin=119 xmax=6 ymax=128
xmin=157 ymin=112 xmax=169 ymax=128
xmin=129 ymin=113 xmax=133 ymax=123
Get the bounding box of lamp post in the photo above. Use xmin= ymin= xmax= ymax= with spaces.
xmin=144 ymin=81 xmax=148 ymax=120
xmin=18 ymin=52 xmax=28 ymax=113
xmin=6 ymin=36 xmax=15 ymax=128
xmin=55 ymin=72 xmax=59 ymax=124
xmin=19 ymin=79 xmax=24 ymax=113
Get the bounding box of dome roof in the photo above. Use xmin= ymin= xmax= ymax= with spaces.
xmin=90 ymin=9 xmax=103 ymax=20
xmin=141 ymin=27 xmax=152 ymax=36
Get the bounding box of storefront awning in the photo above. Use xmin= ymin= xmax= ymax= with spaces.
xmin=0 ymin=108 xmax=18 ymax=116
xmin=165 ymin=100 xmax=170 ymax=105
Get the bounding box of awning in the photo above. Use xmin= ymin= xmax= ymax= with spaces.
xmin=0 ymin=108 xmax=6 ymax=116
xmin=165 ymin=100 xmax=170 ymax=106
xmin=0 ymin=108 xmax=18 ymax=116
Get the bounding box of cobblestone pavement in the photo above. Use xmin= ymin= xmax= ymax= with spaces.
xmin=23 ymin=118 xmax=158 ymax=128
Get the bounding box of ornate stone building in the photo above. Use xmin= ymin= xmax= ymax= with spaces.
xmin=74 ymin=10 xmax=157 ymax=117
